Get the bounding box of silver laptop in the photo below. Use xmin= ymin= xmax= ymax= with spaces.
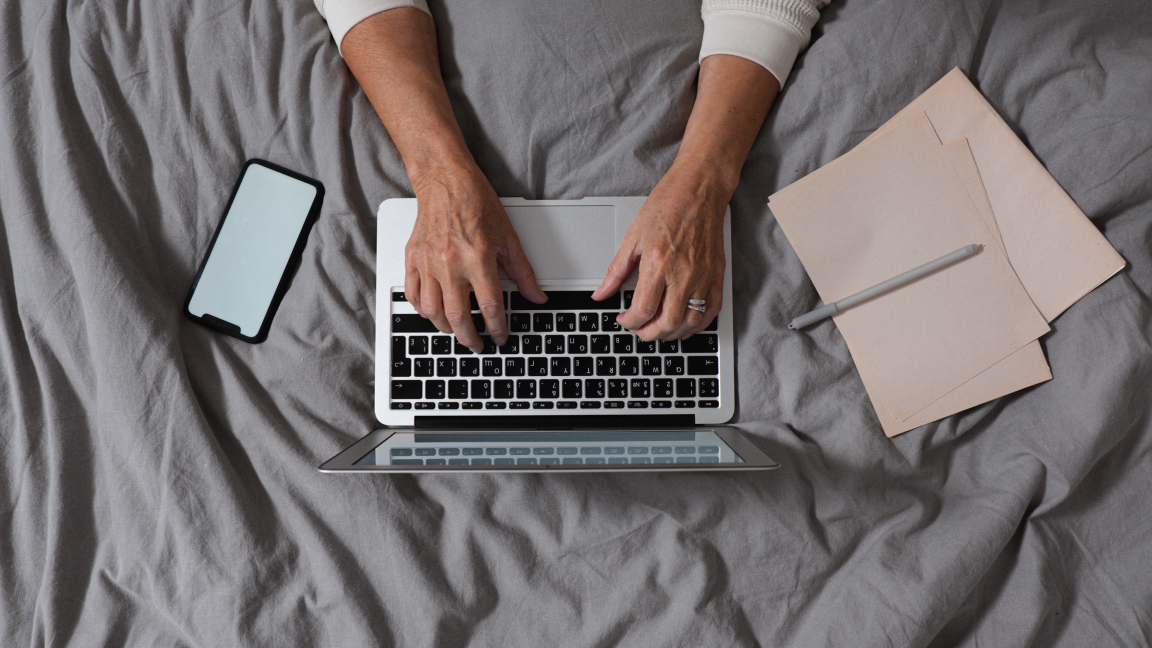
xmin=320 ymin=197 xmax=778 ymax=473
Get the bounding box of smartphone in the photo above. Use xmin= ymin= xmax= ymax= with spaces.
xmin=184 ymin=159 xmax=325 ymax=343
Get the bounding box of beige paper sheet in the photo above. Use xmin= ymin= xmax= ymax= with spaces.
xmin=863 ymin=68 xmax=1125 ymax=322
xmin=770 ymin=113 xmax=1051 ymax=420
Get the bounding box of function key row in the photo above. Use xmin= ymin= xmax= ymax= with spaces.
xmin=391 ymin=377 xmax=719 ymax=401
xmin=394 ymin=290 xmax=625 ymax=311
xmin=394 ymin=311 xmax=718 ymax=335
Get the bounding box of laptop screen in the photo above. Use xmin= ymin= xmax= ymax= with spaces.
xmin=355 ymin=430 xmax=745 ymax=467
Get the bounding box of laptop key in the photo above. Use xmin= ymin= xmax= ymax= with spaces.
xmin=528 ymin=357 xmax=548 ymax=376
xmin=448 ymin=380 xmax=468 ymax=399
xmin=652 ymin=400 xmax=672 ymax=408
xmin=557 ymin=401 xmax=577 ymax=409
xmin=562 ymin=458 xmax=583 ymax=465
xmin=623 ymin=290 xmax=634 ymax=308
xmin=681 ymin=334 xmax=718 ymax=354
xmin=505 ymin=357 xmax=525 ymax=376
xmin=676 ymin=378 xmax=696 ymax=397
xmin=674 ymin=400 xmax=694 ymax=408
xmin=550 ymin=357 xmax=571 ymax=376
xmin=567 ymin=335 xmax=588 ymax=354
xmin=545 ymin=335 xmax=565 ymax=354
xmin=585 ymin=457 xmax=606 ymax=464
xmin=578 ymin=313 xmax=599 ymax=331
xmin=533 ymin=447 xmax=555 ymax=455
xmin=494 ymin=458 xmax=515 ymax=465
xmin=425 ymin=459 xmax=447 ymax=465
xmin=391 ymin=402 xmax=412 ymax=410
xmin=510 ymin=313 xmax=531 ymax=332
xmin=699 ymin=400 xmax=719 ymax=408
xmin=619 ymin=357 xmax=639 ymax=376
xmin=580 ymin=401 xmax=601 ymax=409
xmin=596 ymin=357 xmax=616 ymax=376
xmin=573 ymin=357 xmax=594 ymax=376
xmin=437 ymin=402 xmax=459 ymax=409
xmin=699 ymin=378 xmax=719 ymax=397
xmin=431 ymin=336 xmax=453 ymax=354
xmin=425 ymin=380 xmax=445 ymax=399
xmin=532 ymin=402 xmax=554 ymax=409
xmin=613 ymin=334 xmax=633 ymax=354
xmin=664 ymin=356 xmax=685 ymax=376
xmin=601 ymin=313 xmax=623 ymax=332
xmin=585 ymin=379 xmax=605 ymax=398
xmin=540 ymin=379 xmax=560 ymax=398
xmin=485 ymin=402 xmax=507 ymax=409
xmin=414 ymin=358 xmax=434 ymax=377
xmin=650 ymin=447 xmax=671 ymax=454
xmin=470 ymin=380 xmax=491 ymax=399
xmin=522 ymin=335 xmax=542 ymax=354
xmin=454 ymin=339 xmax=474 ymax=355
xmin=604 ymin=401 xmax=624 ymax=409
xmin=460 ymin=357 xmax=479 ymax=376
xmin=392 ymin=459 xmax=423 ymax=465
xmin=630 ymin=457 xmax=651 ymax=464
xmin=562 ymin=379 xmax=582 ymax=399
xmin=674 ymin=446 xmax=695 ymax=454
xmin=687 ymin=356 xmax=719 ymax=375
xmin=698 ymin=446 xmax=720 ymax=454
xmin=540 ymin=457 xmax=561 ymax=465
xmin=630 ymin=378 xmax=650 ymax=398
xmin=557 ymin=447 xmax=578 ymax=455
xmin=654 ymin=379 xmax=673 ymax=397
xmin=471 ymin=458 xmax=493 ymax=465
xmin=414 ymin=448 xmax=436 ymax=456
xmin=658 ymin=340 xmax=678 ymax=353
xmin=510 ymin=447 xmax=530 ymax=455
xmin=590 ymin=335 xmax=611 ymax=354
xmin=438 ymin=448 xmax=460 ymax=456
xmin=627 ymin=446 xmax=648 ymax=454
xmin=482 ymin=358 xmax=502 ymax=376
xmin=479 ymin=337 xmax=498 ymax=355
xmin=392 ymin=314 xmax=437 ymax=333
xmin=636 ymin=339 xmax=656 ymax=354
xmin=512 ymin=291 xmax=615 ymax=310
xmin=391 ymin=381 xmax=422 ymax=400
xmin=556 ymin=313 xmax=576 ymax=331
xmin=607 ymin=458 xmax=629 ymax=464
xmin=392 ymin=336 xmax=406 ymax=360
xmin=437 ymin=358 xmax=457 ymax=377
xmin=484 ymin=448 xmax=506 ymax=456
xmin=510 ymin=401 xmax=530 ymax=409
xmin=494 ymin=380 xmax=514 ymax=399
xmin=516 ymin=380 xmax=536 ymax=399
xmin=641 ymin=357 xmax=661 ymax=375
xmin=627 ymin=401 xmax=648 ymax=408
xmin=703 ymin=318 xmax=718 ymax=331
xmin=392 ymin=359 xmax=411 ymax=377
xmin=415 ymin=402 xmax=435 ymax=409
xmin=533 ymin=313 xmax=553 ymax=332
xmin=408 ymin=336 xmax=428 ymax=355
xmin=608 ymin=379 xmax=628 ymax=398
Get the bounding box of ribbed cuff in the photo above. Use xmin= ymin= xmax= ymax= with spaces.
xmin=323 ymin=0 xmax=431 ymax=55
xmin=699 ymin=11 xmax=806 ymax=86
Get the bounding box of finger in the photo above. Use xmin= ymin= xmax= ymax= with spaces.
xmin=443 ymin=281 xmax=483 ymax=352
xmin=470 ymin=264 xmax=508 ymax=346
xmin=419 ymin=276 xmax=453 ymax=335
xmin=667 ymin=287 xmax=709 ymax=341
xmin=499 ymin=232 xmax=547 ymax=304
xmin=404 ymin=262 xmax=422 ymax=313
xmin=640 ymin=276 xmax=696 ymax=341
xmin=593 ymin=237 xmax=639 ymax=301
xmin=681 ymin=281 xmax=723 ymax=339
xmin=619 ymin=261 xmax=666 ymax=334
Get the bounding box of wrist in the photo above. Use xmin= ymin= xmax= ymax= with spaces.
xmin=666 ymin=153 xmax=741 ymax=206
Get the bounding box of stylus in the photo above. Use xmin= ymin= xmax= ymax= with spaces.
xmin=788 ymin=243 xmax=983 ymax=330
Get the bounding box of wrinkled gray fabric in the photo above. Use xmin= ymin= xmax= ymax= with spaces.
xmin=2 ymin=0 xmax=1150 ymax=645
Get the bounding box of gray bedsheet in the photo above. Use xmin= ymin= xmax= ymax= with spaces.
xmin=2 ymin=0 xmax=1150 ymax=645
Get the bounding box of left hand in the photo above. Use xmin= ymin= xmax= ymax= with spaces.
xmin=592 ymin=165 xmax=727 ymax=341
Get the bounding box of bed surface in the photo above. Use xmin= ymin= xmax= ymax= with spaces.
xmin=2 ymin=0 xmax=1150 ymax=644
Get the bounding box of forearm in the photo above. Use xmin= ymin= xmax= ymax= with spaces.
xmin=340 ymin=8 xmax=475 ymax=189
xmin=671 ymin=54 xmax=781 ymax=204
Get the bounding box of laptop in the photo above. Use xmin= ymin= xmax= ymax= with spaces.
xmin=320 ymin=197 xmax=778 ymax=473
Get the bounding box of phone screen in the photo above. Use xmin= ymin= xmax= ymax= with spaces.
xmin=186 ymin=161 xmax=320 ymax=339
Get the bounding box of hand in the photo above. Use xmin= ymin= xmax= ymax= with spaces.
xmin=405 ymin=165 xmax=546 ymax=352
xmin=592 ymin=165 xmax=727 ymax=341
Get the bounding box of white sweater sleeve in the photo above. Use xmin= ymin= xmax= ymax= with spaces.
xmin=313 ymin=0 xmax=431 ymax=55
xmin=700 ymin=0 xmax=828 ymax=86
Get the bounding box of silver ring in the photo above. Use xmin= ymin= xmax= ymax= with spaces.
xmin=687 ymin=304 xmax=706 ymax=313
xmin=688 ymin=298 xmax=706 ymax=305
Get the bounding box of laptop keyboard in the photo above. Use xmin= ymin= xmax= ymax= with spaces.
xmin=389 ymin=290 xmax=721 ymax=411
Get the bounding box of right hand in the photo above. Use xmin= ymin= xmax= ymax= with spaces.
xmin=405 ymin=164 xmax=546 ymax=352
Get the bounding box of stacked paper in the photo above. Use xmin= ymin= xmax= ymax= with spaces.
xmin=769 ymin=69 xmax=1125 ymax=437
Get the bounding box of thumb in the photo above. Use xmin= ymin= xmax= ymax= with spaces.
xmin=594 ymin=237 xmax=638 ymax=300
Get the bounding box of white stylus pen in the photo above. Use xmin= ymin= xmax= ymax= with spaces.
xmin=789 ymin=243 xmax=983 ymax=330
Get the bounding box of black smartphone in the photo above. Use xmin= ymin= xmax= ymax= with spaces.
xmin=184 ymin=159 xmax=325 ymax=343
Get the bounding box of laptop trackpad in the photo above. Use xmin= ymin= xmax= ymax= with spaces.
xmin=504 ymin=206 xmax=616 ymax=281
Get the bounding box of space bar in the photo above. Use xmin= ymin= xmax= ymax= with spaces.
xmin=510 ymin=291 xmax=619 ymax=310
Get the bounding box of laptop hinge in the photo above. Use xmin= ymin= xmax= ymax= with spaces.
xmin=413 ymin=414 xmax=696 ymax=429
